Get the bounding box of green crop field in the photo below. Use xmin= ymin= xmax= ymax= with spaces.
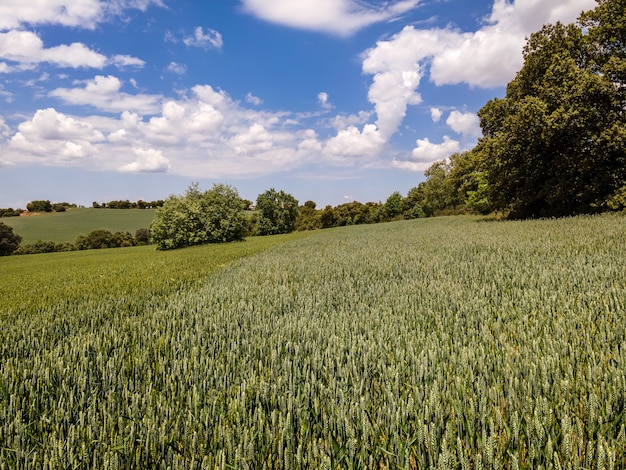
xmin=1 ymin=215 xmax=625 ymax=468
xmin=1 ymin=208 xmax=156 ymax=244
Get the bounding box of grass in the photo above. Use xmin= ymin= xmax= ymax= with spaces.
xmin=1 ymin=208 xmax=156 ymax=244
xmin=1 ymin=214 xmax=625 ymax=468
xmin=0 ymin=231 xmax=313 ymax=318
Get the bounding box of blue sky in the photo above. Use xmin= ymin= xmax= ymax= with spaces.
xmin=0 ymin=0 xmax=595 ymax=208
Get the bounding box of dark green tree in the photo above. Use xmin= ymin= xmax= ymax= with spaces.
xmin=477 ymin=13 xmax=626 ymax=218
xmin=255 ymin=188 xmax=299 ymax=235
xmin=383 ymin=192 xmax=404 ymax=220
xmin=26 ymin=200 xmax=52 ymax=212
xmin=150 ymin=183 xmax=247 ymax=250
xmin=0 ymin=222 xmax=22 ymax=256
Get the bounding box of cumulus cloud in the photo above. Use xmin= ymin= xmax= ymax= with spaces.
xmin=183 ymin=27 xmax=223 ymax=49
xmin=49 ymin=75 xmax=162 ymax=114
xmin=8 ymin=108 xmax=104 ymax=162
xmin=393 ymin=136 xmax=460 ymax=172
xmin=0 ymin=0 xmax=164 ymax=30
xmin=446 ymin=110 xmax=481 ymax=137
xmin=241 ymin=0 xmax=420 ymax=37
xmin=324 ymin=124 xmax=385 ymax=160
xmin=428 ymin=0 xmax=595 ymax=88
xmin=119 ymin=147 xmax=170 ymax=172
xmin=3 ymin=85 xmax=322 ymax=176
xmin=110 ymin=54 xmax=145 ymax=68
xmin=0 ymin=30 xmax=143 ymax=71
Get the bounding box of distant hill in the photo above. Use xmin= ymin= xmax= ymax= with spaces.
xmin=2 ymin=208 xmax=156 ymax=245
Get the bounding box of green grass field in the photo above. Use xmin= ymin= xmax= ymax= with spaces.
xmin=1 ymin=215 xmax=625 ymax=468
xmin=1 ymin=208 xmax=156 ymax=244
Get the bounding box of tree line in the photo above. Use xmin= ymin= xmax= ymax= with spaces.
xmin=417 ymin=0 xmax=626 ymax=219
xmin=92 ymin=199 xmax=165 ymax=209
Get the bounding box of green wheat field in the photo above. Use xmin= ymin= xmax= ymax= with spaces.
xmin=1 ymin=215 xmax=625 ymax=468
xmin=2 ymin=208 xmax=156 ymax=245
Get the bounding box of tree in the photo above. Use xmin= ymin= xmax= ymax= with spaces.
xmin=580 ymin=0 xmax=626 ymax=99
xmin=0 ymin=222 xmax=22 ymax=256
xmin=383 ymin=191 xmax=404 ymax=220
xmin=255 ymin=188 xmax=299 ymax=235
xmin=135 ymin=228 xmax=151 ymax=245
xmin=477 ymin=13 xmax=626 ymax=218
xmin=150 ymin=183 xmax=247 ymax=250
xmin=26 ymin=200 xmax=52 ymax=212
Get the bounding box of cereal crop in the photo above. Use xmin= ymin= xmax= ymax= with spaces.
xmin=1 ymin=215 xmax=624 ymax=468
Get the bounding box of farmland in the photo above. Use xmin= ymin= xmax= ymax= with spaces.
xmin=1 ymin=215 xmax=625 ymax=468
xmin=2 ymin=208 xmax=156 ymax=245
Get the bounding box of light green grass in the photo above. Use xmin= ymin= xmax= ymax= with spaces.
xmin=1 ymin=208 xmax=156 ymax=244
xmin=0 ymin=231 xmax=313 ymax=317
xmin=1 ymin=215 xmax=625 ymax=468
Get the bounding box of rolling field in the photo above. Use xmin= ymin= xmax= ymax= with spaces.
xmin=1 ymin=215 xmax=625 ymax=468
xmin=1 ymin=208 xmax=156 ymax=244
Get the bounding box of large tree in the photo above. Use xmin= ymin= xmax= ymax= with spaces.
xmin=255 ymin=188 xmax=299 ymax=235
xmin=0 ymin=222 xmax=22 ymax=256
xmin=150 ymin=183 xmax=247 ymax=250
xmin=476 ymin=7 xmax=626 ymax=218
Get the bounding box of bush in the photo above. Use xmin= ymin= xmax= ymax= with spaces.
xmin=150 ymin=183 xmax=247 ymax=250
xmin=0 ymin=222 xmax=22 ymax=256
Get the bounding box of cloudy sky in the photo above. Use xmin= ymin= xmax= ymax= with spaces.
xmin=0 ymin=0 xmax=595 ymax=208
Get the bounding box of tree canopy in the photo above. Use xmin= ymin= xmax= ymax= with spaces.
xmin=255 ymin=188 xmax=300 ymax=235
xmin=150 ymin=183 xmax=247 ymax=250
xmin=0 ymin=222 xmax=22 ymax=256
xmin=405 ymin=0 xmax=626 ymax=219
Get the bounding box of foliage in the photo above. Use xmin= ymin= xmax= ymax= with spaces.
xmin=14 ymin=241 xmax=76 ymax=255
xmin=0 ymin=222 xmax=22 ymax=256
xmin=26 ymin=200 xmax=52 ymax=212
xmin=93 ymin=199 xmax=164 ymax=209
xmin=0 ymin=208 xmax=23 ymax=217
xmin=150 ymin=183 xmax=247 ymax=250
xmin=1 ymin=215 xmax=625 ymax=467
xmin=406 ymin=1 xmax=626 ymax=219
xmin=75 ymin=229 xmax=136 ymax=250
xmin=255 ymin=188 xmax=300 ymax=235
xmin=474 ymin=6 xmax=626 ymax=218
xmin=135 ymin=228 xmax=150 ymax=245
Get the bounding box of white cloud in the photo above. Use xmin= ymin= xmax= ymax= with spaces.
xmin=446 ymin=110 xmax=481 ymax=137
xmin=0 ymin=0 xmax=164 ymax=30
xmin=183 ymin=27 xmax=223 ymax=50
xmin=324 ymin=124 xmax=385 ymax=160
xmin=318 ymin=91 xmax=333 ymax=110
xmin=0 ymin=30 xmax=144 ymax=71
xmin=0 ymin=117 xmax=10 ymax=137
xmin=393 ymin=136 xmax=459 ymax=172
xmin=431 ymin=0 xmax=595 ymax=87
xmin=245 ymin=92 xmax=262 ymax=105
xmin=119 ymin=147 xmax=170 ymax=173
xmin=430 ymin=107 xmax=442 ymax=122
xmin=49 ymin=75 xmax=162 ymax=114
xmin=8 ymin=108 xmax=104 ymax=162
xmin=110 ymin=54 xmax=145 ymax=68
xmin=167 ymin=62 xmax=187 ymax=75
xmin=241 ymin=0 xmax=420 ymax=37
xmin=2 ymin=84 xmax=318 ymax=175
xmin=357 ymin=0 xmax=596 ymax=92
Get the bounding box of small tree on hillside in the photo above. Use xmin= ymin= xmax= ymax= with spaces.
xmin=0 ymin=222 xmax=22 ymax=256
xmin=255 ymin=188 xmax=299 ymax=235
xmin=150 ymin=183 xmax=247 ymax=250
